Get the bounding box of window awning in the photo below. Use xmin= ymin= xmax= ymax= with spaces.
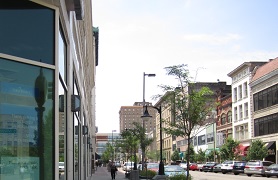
xmin=238 ymin=144 xmax=249 ymax=156
xmin=264 ymin=141 xmax=275 ymax=149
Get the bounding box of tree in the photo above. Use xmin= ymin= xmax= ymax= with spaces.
xmin=154 ymin=64 xmax=215 ymax=179
xmin=147 ymin=150 xmax=160 ymax=162
xmin=247 ymin=139 xmax=268 ymax=161
xmin=184 ymin=145 xmax=195 ymax=163
xmin=219 ymin=137 xmax=240 ymax=161
xmin=195 ymin=148 xmax=206 ymax=163
xmin=171 ymin=150 xmax=180 ymax=162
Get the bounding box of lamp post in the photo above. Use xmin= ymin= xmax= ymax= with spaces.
xmin=142 ymin=72 xmax=156 ymax=170
xmin=141 ymin=105 xmax=164 ymax=176
xmin=112 ymin=130 xmax=116 ymax=162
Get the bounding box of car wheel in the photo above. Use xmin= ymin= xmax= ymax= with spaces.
xmin=234 ymin=173 xmax=239 ymax=175
xmin=262 ymin=174 xmax=266 ymax=177
xmin=266 ymin=175 xmax=270 ymax=178
xmin=247 ymin=174 xmax=252 ymax=177
xmin=222 ymin=171 xmax=226 ymax=174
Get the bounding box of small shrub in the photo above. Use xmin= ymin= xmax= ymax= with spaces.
xmin=139 ymin=169 xmax=157 ymax=178
xmin=168 ymin=174 xmax=193 ymax=180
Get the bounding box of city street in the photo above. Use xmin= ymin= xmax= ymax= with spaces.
xmin=189 ymin=171 xmax=277 ymax=180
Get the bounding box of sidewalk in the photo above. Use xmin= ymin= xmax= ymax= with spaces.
xmin=90 ymin=166 xmax=127 ymax=180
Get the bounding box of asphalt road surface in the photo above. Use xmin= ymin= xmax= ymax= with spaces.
xmin=189 ymin=171 xmax=278 ymax=180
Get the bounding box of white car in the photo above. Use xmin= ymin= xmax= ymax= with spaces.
xmin=59 ymin=162 xmax=65 ymax=172
xmin=123 ymin=162 xmax=134 ymax=172
xmin=221 ymin=160 xmax=240 ymax=174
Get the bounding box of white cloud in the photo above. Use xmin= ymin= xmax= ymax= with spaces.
xmin=183 ymin=33 xmax=242 ymax=45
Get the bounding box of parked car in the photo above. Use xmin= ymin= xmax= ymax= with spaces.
xmin=265 ymin=163 xmax=278 ymax=178
xmin=202 ymin=163 xmax=218 ymax=172
xmin=59 ymin=162 xmax=65 ymax=172
xmin=213 ymin=164 xmax=222 ymax=173
xmin=189 ymin=163 xmax=198 ymax=171
xmin=179 ymin=162 xmax=187 ymax=170
xmin=123 ymin=162 xmax=134 ymax=172
xmin=232 ymin=161 xmax=246 ymax=175
xmin=146 ymin=163 xmax=159 ymax=173
xmin=115 ymin=162 xmax=121 ymax=168
xmin=164 ymin=165 xmax=187 ymax=177
xmin=197 ymin=163 xmax=204 ymax=171
xmin=244 ymin=160 xmax=274 ymax=177
xmin=221 ymin=160 xmax=240 ymax=174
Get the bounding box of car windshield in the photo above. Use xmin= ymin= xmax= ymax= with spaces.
xmin=268 ymin=164 xmax=278 ymax=168
xmin=165 ymin=166 xmax=183 ymax=172
xmin=247 ymin=161 xmax=260 ymax=166
xmin=59 ymin=162 xmax=64 ymax=166
xmin=148 ymin=164 xmax=159 ymax=168
xmin=125 ymin=162 xmax=133 ymax=166
xmin=234 ymin=162 xmax=245 ymax=166
xmin=223 ymin=161 xmax=233 ymax=164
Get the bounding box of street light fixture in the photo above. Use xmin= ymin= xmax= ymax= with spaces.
xmin=141 ymin=105 xmax=165 ymax=176
xmin=112 ymin=130 xmax=116 ymax=162
xmin=142 ymin=72 xmax=156 ymax=170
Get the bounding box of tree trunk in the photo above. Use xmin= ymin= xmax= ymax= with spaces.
xmin=186 ymin=136 xmax=191 ymax=180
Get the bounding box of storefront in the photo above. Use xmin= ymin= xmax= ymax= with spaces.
xmin=264 ymin=141 xmax=276 ymax=163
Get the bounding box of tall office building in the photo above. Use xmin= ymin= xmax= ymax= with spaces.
xmin=119 ymin=102 xmax=156 ymax=133
xmin=0 ymin=0 xmax=97 ymax=179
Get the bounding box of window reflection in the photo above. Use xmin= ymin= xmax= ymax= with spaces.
xmin=0 ymin=58 xmax=54 ymax=179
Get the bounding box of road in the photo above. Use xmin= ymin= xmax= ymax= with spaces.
xmin=189 ymin=171 xmax=277 ymax=180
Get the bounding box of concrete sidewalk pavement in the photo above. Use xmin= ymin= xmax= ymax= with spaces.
xmin=90 ymin=166 xmax=127 ymax=180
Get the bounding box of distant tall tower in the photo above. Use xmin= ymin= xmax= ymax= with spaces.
xmin=119 ymin=102 xmax=156 ymax=133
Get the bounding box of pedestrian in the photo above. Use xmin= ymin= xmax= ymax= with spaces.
xmin=110 ymin=162 xmax=118 ymax=179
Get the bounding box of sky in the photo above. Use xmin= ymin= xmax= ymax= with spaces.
xmin=92 ymin=0 xmax=278 ymax=133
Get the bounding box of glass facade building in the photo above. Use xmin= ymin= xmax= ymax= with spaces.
xmin=0 ymin=0 xmax=97 ymax=180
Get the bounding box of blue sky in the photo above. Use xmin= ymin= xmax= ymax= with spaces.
xmin=92 ymin=0 xmax=278 ymax=133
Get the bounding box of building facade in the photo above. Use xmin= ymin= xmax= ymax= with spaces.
xmin=0 ymin=1 xmax=97 ymax=180
xmin=250 ymin=58 xmax=278 ymax=163
xmin=119 ymin=102 xmax=156 ymax=133
xmin=227 ymin=61 xmax=266 ymax=158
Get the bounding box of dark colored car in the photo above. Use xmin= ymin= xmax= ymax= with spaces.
xmin=213 ymin=164 xmax=222 ymax=173
xmin=202 ymin=163 xmax=218 ymax=172
xmin=232 ymin=161 xmax=246 ymax=175
xmin=265 ymin=164 xmax=278 ymax=178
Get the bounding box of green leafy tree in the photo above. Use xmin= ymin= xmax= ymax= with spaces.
xmin=154 ymin=64 xmax=215 ymax=179
xmin=247 ymin=139 xmax=268 ymax=161
xmin=195 ymin=148 xmax=206 ymax=163
xmin=184 ymin=145 xmax=196 ymax=162
xmin=147 ymin=150 xmax=160 ymax=162
xmin=171 ymin=150 xmax=180 ymax=162
xmin=220 ymin=137 xmax=240 ymax=161
xmin=101 ymin=142 xmax=114 ymax=163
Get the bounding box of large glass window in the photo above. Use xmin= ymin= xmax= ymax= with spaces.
xmin=0 ymin=1 xmax=55 ymax=65
xmin=0 ymin=58 xmax=54 ymax=179
xmin=254 ymin=84 xmax=278 ymax=111
xmin=254 ymin=113 xmax=278 ymax=136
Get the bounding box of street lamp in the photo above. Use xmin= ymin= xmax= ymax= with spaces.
xmin=112 ymin=130 xmax=116 ymax=162
xmin=141 ymin=105 xmax=164 ymax=176
xmin=142 ymin=72 xmax=156 ymax=170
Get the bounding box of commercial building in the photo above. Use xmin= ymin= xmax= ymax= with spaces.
xmin=0 ymin=0 xmax=97 ymax=179
xmin=228 ymin=61 xmax=266 ymax=159
xmin=250 ymin=58 xmax=278 ymax=163
xmin=119 ymin=102 xmax=156 ymax=133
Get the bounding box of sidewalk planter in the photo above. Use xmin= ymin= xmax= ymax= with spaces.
xmin=139 ymin=169 xmax=156 ymax=179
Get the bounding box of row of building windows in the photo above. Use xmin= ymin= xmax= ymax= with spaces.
xmin=254 ymin=113 xmax=278 ymax=136
xmin=253 ymin=84 xmax=278 ymax=111
xmin=233 ymin=82 xmax=248 ymax=101
xmin=220 ymin=111 xmax=232 ymax=125
xmin=233 ymin=102 xmax=249 ymax=121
